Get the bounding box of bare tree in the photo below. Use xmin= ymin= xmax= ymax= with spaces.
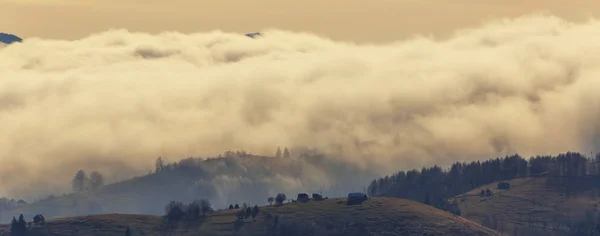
xmin=186 ymin=200 xmax=201 ymax=219
xmin=89 ymin=171 xmax=105 ymax=189
xmin=200 ymin=199 xmax=213 ymax=216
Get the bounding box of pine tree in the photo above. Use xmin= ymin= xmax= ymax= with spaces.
xmin=275 ymin=147 xmax=282 ymax=158
xmin=18 ymin=214 xmax=26 ymax=229
xmin=10 ymin=217 xmax=17 ymax=236
xmin=11 ymin=214 xmax=27 ymax=236
xmin=283 ymin=147 xmax=290 ymax=158
xmin=72 ymin=169 xmax=88 ymax=192
xmin=155 ymin=157 xmax=165 ymax=173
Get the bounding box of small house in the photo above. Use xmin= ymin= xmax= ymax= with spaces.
xmin=347 ymin=192 xmax=368 ymax=205
xmin=312 ymin=193 xmax=324 ymax=201
xmin=33 ymin=214 xmax=45 ymax=225
xmin=497 ymin=182 xmax=511 ymax=190
xmin=297 ymin=193 xmax=310 ymax=203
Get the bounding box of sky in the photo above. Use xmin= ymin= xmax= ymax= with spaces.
xmin=1 ymin=0 xmax=600 ymax=42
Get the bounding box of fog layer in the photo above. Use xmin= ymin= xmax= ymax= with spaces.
xmin=1 ymin=14 xmax=600 ymax=198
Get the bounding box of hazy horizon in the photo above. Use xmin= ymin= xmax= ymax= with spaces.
xmin=3 ymin=7 xmax=600 ymax=200
xmin=3 ymin=0 xmax=600 ymax=43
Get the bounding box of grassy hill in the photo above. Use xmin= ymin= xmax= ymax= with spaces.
xmin=0 ymin=197 xmax=500 ymax=236
xmin=449 ymin=177 xmax=600 ymax=236
xmin=0 ymin=155 xmax=380 ymax=222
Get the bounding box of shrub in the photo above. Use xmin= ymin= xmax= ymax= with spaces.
xmin=200 ymin=199 xmax=214 ymax=216
xmin=165 ymin=201 xmax=185 ymax=221
xmin=275 ymin=193 xmax=287 ymax=205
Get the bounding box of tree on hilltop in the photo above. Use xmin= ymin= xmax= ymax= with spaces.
xmin=283 ymin=147 xmax=290 ymax=158
xmin=89 ymin=171 xmax=105 ymax=189
xmin=155 ymin=156 xmax=165 ymax=173
xmin=72 ymin=169 xmax=88 ymax=192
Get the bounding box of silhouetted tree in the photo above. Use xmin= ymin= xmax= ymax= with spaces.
xmin=268 ymin=197 xmax=274 ymax=205
xmin=200 ymin=199 xmax=213 ymax=216
xmin=252 ymin=205 xmax=260 ymax=219
xmin=275 ymin=147 xmax=282 ymax=158
xmin=245 ymin=207 xmax=252 ymax=219
xmin=229 ymin=204 xmax=234 ymax=209
xmin=10 ymin=217 xmax=18 ymax=236
xmin=275 ymin=193 xmax=287 ymax=205
xmin=72 ymin=169 xmax=87 ymax=192
xmin=89 ymin=171 xmax=105 ymax=189
xmin=164 ymin=201 xmax=185 ymax=221
xmin=10 ymin=214 xmax=27 ymax=236
xmin=186 ymin=200 xmax=201 ymax=219
xmin=283 ymin=147 xmax=290 ymax=158
xmin=234 ymin=204 xmax=240 ymax=209
xmin=155 ymin=156 xmax=165 ymax=173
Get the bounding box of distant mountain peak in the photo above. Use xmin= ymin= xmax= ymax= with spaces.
xmin=0 ymin=33 xmax=23 ymax=44
xmin=245 ymin=32 xmax=261 ymax=38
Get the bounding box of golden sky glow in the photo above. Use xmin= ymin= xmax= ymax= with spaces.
xmin=2 ymin=0 xmax=600 ymax=42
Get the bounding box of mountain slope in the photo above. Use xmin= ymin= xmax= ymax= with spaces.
xmin=0 ymin=33 xmax=22 ymax=44
xmin=0 ymin=197 xmax=500 ymax=236
xmin=449 ymin=177 xmax=600 ymax=236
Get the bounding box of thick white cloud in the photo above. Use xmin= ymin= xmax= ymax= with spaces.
xmin=1 ymin=14 xmax=600 ymax=199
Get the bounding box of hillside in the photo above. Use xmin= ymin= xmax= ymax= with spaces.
xmin=0 ymin=155 xmax=380 ymax=222
xmin=0 ymin=197 xmax=500 ymax=236
xmin=448 ymin=177 xmax=600 ymax=236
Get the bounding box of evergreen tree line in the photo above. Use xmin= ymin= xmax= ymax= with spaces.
xmin=153 ymin=150 xmax=257 ymax=174
xmin=368 ymin=152 xmax=600 ymax=210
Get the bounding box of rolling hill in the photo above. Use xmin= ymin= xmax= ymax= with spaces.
xmin=0 ymin=197 xmax=500 ymax=236
xmin=449 ymin=177 xmax=600 ymax=236
xmin=0 ymin=155 xmax=380 ymax=223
